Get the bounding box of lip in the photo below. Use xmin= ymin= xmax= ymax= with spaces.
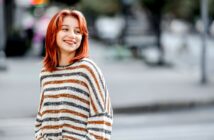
xmin=64 ymin=39 xmax=76 ymax=45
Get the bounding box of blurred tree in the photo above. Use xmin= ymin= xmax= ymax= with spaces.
xmin=164 ymin=0 xmax=199 ymax=22
xmin=79 ymin=0 xmax=121 ymax=38
xmin=208 ymin=0 xmax=214 ymax=19
xmin=81 ymin=0 xmax=121 ymax=16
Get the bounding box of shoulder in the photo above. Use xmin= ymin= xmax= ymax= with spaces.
xmin=79 ymin=58 xmax=103 ymax=76
xmin=80 ymin=58 xmax=99 ymax=67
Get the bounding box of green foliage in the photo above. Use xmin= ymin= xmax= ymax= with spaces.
xmin=140 ymin=0 xmax=200 ymax=22
xmin=209 ymin=0 xmax=214 ymax=19
xmin=164 ymin=0 xmax=199 ymax=21
xmin=80 ymin=0 xmax=121 ymax=16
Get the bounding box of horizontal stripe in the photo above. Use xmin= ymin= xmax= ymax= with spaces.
xmin=43 ymin=79 xmax=88 ymax=89
xmin=36 ymin=58 xmax=113 ymax=139
xmin=41 ymin=71 xmax=104 ymax=113
xmin=44 ymin=132 xmax=62 ymax=137
xmin=41 ymin=71 xmax=104 ymax=112
xmin=88 ymin=127 xmax=111 ymax=135
xmin=41 ymin=109 xmax=88 ymax=118
xmin=63 ymin=135 xmax=79 ymax=140
xmin=90 ymin=112 xmax=112 ymax=119
xmin=35 ymin=123 xmax=42 ymax=128
xmin=41 ymin=66 xmax=105 ymax=112
xmin=63 ymin=129 xmax=86 ymax=138
xmin=44 ymin=86 xmax=89 ymax=97
xmin=88 ymin=120 xmax=112 ymax=127
xmin=43 ymin=101 xmax=89 ymax=112
xmin=36 ymin=118 xmax=42 ymax=123
xmin=42 ymin=117 xmax=87 ymax=125
xmin=89 ymin=132 xmax=109 ymax=140
xmin=44 ymin=94 xmax=89 ymax=106
xmin=41 ymin=123 xmax=86 ymax=131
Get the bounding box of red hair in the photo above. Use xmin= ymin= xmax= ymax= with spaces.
xmin=43 ymin=9 xmax=89 ymax=72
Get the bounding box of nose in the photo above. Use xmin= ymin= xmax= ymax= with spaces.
xmin=67 ymin=30 xmax=75 ymax=37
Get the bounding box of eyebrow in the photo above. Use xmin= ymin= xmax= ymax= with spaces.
xmin=61 ymin=25 xmax=80 ymax=29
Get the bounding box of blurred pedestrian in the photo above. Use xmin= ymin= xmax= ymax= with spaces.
xmin=34 ymin=9 xmax=113 ymax=140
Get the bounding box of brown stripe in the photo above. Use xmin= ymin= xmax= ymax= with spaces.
xmin=43 ymin=79 xmax=88 ymax=89
xmin=107 ymin=97 xmax=110 ymax=114
xmin=44 ymin=94 xmax=89 ymax=105
xmin=41 ymin=123 xmax=86 ymax=132
xmin=90 ymin=97 xmax=98 ymax=114
xmin=41 ymin=64 xmax=105 ymax=113
xmin=89 ymin=132 xmax=109 ymax=140
xmin=41 ymin=109 xmax=88 ymax=118
xmin=80 ymin=65 xmax=105 ymax=104
xmin=56 ymin=64 xmax=104 ymax=114
xmin=39 ymin=92 xmax=45 ymax=112
xmin=63 ymin=135 xmax=79 ymax=140
xmin=88 ymin=120 xmax=112 ymax=127
xmin=35 ymin=123 xmax=42 ymax=128
xmin=57 ymin=64 xmax=105 ymax=105
xmin=37 ymin=136 xmax=43 ymax=140
xmin=38 ymin=112 xmax=42 ymax=117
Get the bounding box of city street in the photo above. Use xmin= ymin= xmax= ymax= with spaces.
xmin=1 ymin=0 xmax=214 ymax=139
xmin=112 ymin=107 xmax=214 ymax=140
xmin=0 ymin=107 xmax=214 ymax=140
xmin=0 ymin=38 xmax=214 ymax=139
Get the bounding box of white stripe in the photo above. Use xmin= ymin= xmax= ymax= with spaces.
xmin=43 ymin=82 xmax=88 ymax=93
xmin=83 ymin=68 xmax=104 ymax=113
xmin=41 ymin=105 xmax=89 ymax=116
xmin=42 ymin=96 xmax=89 ymax=108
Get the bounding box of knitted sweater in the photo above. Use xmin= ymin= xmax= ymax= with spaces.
xmin=35 ymin=58 xmax=113 ymax=140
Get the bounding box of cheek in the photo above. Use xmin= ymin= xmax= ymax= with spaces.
xmin=78 ymin=36 xmax=83 ymax=44
xmin=56 ymin=33 xmax=62 ymax=46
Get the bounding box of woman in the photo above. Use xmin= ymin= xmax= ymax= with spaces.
xmin=35 ymin=9 xmax=113 ymax=140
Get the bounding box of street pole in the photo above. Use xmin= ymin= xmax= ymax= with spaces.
xmin=200 ymin=0 xmax=208 ymax=84
xmin=0 ymin=0 xmax=7 ymax=71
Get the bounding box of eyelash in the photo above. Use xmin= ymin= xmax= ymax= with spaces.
xmin=61 ymin=28 xmax=81 ymax=34
xmin=62 ymin=28 xmax=68 ymax=31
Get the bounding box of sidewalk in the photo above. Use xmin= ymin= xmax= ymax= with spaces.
xmin=89 ymin=40 xmax=214 ymax=113
xmin=0 ymin=39 xmax=214 ymax=118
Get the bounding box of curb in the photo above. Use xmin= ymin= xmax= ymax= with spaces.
xmin=113 ymin=99 xmax=214 ymax=114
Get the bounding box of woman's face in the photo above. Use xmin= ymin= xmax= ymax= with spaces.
xmin=56 ymin=16 xmax=82 ymax=56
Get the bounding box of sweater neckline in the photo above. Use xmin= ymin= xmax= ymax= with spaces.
xmin=56 ymin=61 xmax=76 ymax=69
xmin=55 ymin=58 xmax=86 ymax=69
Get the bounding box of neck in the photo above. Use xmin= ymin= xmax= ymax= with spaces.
xmin=58 ymin=52 xmax=76 ymax=66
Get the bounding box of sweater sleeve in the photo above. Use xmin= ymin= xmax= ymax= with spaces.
xmin=83 ymin=62 xmax=113 ymax=140
xmin=34 ymin=73 xmax=44 ymax=139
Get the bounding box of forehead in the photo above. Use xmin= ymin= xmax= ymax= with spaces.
xmin=61 ymin=16 xmax=79 ymax=27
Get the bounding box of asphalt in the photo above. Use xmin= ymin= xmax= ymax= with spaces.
xmin=0 ymin=39 xmax=214 ymax=118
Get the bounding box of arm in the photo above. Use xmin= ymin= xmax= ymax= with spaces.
xmin=35 ymin=73 xmax=44 ymax=139
xmin=83 ymin=63 xmax=113 ymax=140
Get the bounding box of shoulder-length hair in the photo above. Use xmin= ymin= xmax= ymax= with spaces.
xmin=43 ymin=9 xmax=89 ymax=72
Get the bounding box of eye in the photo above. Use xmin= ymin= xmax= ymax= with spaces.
xmin=62 ymin=28 xmax=69 ymax=32
xmin=74 ymin=29 xmax=81 ymax=34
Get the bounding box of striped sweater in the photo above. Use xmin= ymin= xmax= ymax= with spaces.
xmin=35 ymin=58 xmax=113 ymax=140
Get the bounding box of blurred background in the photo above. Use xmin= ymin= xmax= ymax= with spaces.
xmin=0 ymin=0 xmax=214 ymax=139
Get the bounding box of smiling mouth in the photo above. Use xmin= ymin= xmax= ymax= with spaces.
xmin=64 ymin=40 xmax=76 ymax=45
